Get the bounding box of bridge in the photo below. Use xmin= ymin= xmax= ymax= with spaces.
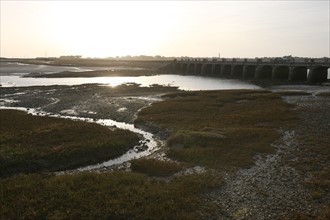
xmin=172 ymin=58 xmax=330 ymax=83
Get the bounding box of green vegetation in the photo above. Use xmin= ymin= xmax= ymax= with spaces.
xmin=136 ymin=90 xmax=297 ymax=169
xmin=292 ymin=120 xmax=330 ymax=218
xmin=316 ymin=91 xmax=330 ymax=97
xmin=0 ymin=109 xmax=140 ymax=177
xmin=131 ymin=158 xmax=183 ymax=177
xmin=274 ymin=93 xmax=329 ymax=219
xmin=299 ymin=133 xmax=330 ymax=191
xmin=0 ymin=171 xmax=222 ymax=220
xmin=282 ymin=207 xmax=330 ymax=220
xmin=0 ymin=109 xmax=223 ymax=219
xmin=0 ymin=89 xmax=305 ymax=218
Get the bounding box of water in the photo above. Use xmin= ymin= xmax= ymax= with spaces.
xmin=0 ymin=62 xmax=262 ymax=90
xmin=0 ymin=74 xmax=259 ymax=90
xmin=77 ymin=118 xmax=160 ymax=171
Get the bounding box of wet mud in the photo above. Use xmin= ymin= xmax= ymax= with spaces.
xmin=0 ymin=83 xmax=179 ymax=124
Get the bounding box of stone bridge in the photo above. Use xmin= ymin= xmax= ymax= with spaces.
xmin=173 ymin=58 xmax=330 ymax=83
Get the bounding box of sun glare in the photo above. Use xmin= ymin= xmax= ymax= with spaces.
xmin=2 ymin=1 xmax=328 ymax=58
xmin=48 ymin=2 xmax=177 ymax=57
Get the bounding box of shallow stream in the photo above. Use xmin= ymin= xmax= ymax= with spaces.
xmin=0 ymin=106 xmax=161 ymax=172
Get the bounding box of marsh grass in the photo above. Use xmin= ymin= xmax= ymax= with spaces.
xmin=136 ymin=90 xmax=297 ymax=169
xmin=293 ymin=131 xmax=330 ymax=201
xmin=281 ymin=207 xmax=330 ymax=220
xmin=130 ymin=158 xmax=183 ymax=177
xmin=0 ymin=171 xmax=222 ymax=220
xmin=316 ymin=92 xmax=330 ymax=97
xmin=282 ymin=98 xmax=330 ymax=219
xmin=0 ymin=109 xmax=140 ymax=177
xmin=295 ymin=101 xmax=329 ymax=204
xmin=0 ymin=109 xmax=224 ymax=219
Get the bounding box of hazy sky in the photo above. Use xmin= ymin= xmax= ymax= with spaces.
xmin=1 ymin=0 xmax=329 ymax=58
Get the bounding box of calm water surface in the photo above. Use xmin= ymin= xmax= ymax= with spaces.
xmin=0 ymin=74 xmax=260 ymax=90
xmin=0 ymin=62 xmax=261 ymax=90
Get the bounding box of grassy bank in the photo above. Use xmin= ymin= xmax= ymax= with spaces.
xmin=136 ymin=90 xmax=297 ymax=169
xmin=289 ymin=97 xmax=330 ymax=218
xmin=0 ymin=89 xmax=304 ymax=219
xmin=0 ymin=109 xmax=140 ymax=177
xmin=0 ymin=171 xmax=222 ymax=220
xmin=0 ymin=109 xmax=223 ymax=219
xmin=131 ymin=158 xmax=183 ymax=177
xmin=316 ymin=91 xmax=330 ymax=97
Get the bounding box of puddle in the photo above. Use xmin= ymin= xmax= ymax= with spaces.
xmin=117 ymin=107 xmax=127 ymax=112
xmin=60 ymin=109 xmax=79 ymax=115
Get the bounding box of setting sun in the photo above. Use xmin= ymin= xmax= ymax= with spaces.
xmin=46 ymin=1 xmax=179 ymax=57
xmin=1 ymin=1 xmax=329 ymax=58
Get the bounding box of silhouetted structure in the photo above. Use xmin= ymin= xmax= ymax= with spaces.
xmin=173 ymin=57 xmax=330 ymax=83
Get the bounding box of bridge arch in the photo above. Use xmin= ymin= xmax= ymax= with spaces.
xmin=256 ymin=65 xmax=272 ymax=79
xmin=201 ymin=64 xmax=213 ymax=75
xmin=173 ymin=60 xmax=329 ymax=83
xmin=195 ymin=63 xmax=202 ymax=75
xmin=181 ymin=63 xmax=188 ymax=73
xmin=187 ymin=63 xmax=195 ymax=74
xmin=273 ymin=66 xmax=290 ymax=80
xmin=222 ymin=65 xmax=232 ymax=77
xmin=212 ymin=64 xmax=222 ymax=75
xmin=175 ymin=63 xmax=181 ymax=72
xmin=232 ymin=65 xmax=243 ymax=78
xmin=308 ymin=66 xmax=329 ymax=82
xmin=243 ymin=65 xmax=256 ymax=78
xmin=289 ymin=66 xmax=307 ymax=81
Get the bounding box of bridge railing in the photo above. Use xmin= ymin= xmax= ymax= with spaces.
xmin=175 ymin=57 xmax=329 ymax=66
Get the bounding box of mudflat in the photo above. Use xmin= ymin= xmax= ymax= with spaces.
xmin=1 ymin=82 xmax=329 ymax=219
xmin=0 ymin=83 xmax=179 ymax=123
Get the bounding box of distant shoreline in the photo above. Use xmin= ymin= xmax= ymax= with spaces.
xmin=0 ymin=57 xmax=172 ymax=68
xmin=23 ymin=69 xmax=165 ymax=78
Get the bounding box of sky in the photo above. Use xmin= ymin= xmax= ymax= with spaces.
xmin=0 ymin=0 xmax=329 ymax=58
